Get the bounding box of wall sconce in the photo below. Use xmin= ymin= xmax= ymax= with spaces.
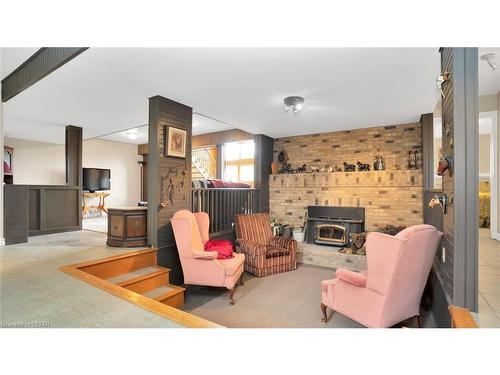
xmin=436 ymin=72 xmax=451 ymax=98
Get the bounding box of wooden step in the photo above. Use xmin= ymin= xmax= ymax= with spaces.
xmin=144 ymin=284 xmax=185 ymax=308
xmin=120 ymin=267 xmax=171 ymax=294
xmin=107 ymin=266 xmax=162 ymax=284
xmin=78 ymin=248 xmax=157 ymax=279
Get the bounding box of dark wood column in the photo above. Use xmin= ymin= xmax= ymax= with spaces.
xmin=429 ymin=48 xmax=479 ymax=321
xmin=65 ymin=125 xmax=82 ymax=187
xmin=65 ymin=125 xmax=82 ymax=229
xmin=254 ymin=134 xmax=274 ymax=213
xmin=147 ymin=96 xmax=192 ymax=284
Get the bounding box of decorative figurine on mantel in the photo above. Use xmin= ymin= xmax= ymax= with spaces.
xmin=373 ymin=156 xmax=385 ymax=171
xmin=357 ymin=161 xmax=370 ymax=171
xmin=407 ymin=150 xmax=418 ymax=170
xmin=343 ymin=162 xmax=356 ymax=172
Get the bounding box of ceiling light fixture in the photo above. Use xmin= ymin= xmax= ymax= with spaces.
xmin=283 ymin=96 xmax=305 ymax=113
xmin=480 ymin=53 xmax=497 ymax=71
xmin=126 ymin=131 xmax=138 ymax=140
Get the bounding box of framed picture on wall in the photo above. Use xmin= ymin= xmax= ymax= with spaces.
xmin=164 ymin=126 xmax=187 ymax=158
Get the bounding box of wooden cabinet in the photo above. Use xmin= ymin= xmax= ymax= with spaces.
xmin=107 ymin=207 xmax=148 ymax=247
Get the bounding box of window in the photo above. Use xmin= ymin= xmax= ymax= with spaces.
xmin=223 ymin=140 xmax=255 ymax=185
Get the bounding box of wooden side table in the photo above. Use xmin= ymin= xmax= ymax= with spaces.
xmin=82 ymin=192 xmax=110 ymax=216
xmin=107 ymin=207 xmax=148 ymax=247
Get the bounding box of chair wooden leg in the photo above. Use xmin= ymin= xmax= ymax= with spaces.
xmin=416 ymin=314 xmax=421 ymax=328
xmin=239 ymin=274 xmax=244 ymax=286
xmin=320 ymin=303 xmax=328 ymax=323
xmin=229 ymin=288 xmax=235 ymax=305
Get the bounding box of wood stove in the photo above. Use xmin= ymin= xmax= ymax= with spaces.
xmin=315 ymin=224 xmax=347 ymax=245
xmin=306 ymin=206 xmax=365 ymax=247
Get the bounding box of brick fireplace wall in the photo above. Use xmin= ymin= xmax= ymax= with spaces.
xmin=270 ymin=122 xmax=423 ymax=231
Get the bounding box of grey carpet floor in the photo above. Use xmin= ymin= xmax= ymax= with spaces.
xmin=181 ymin=264 xmax=364 ymax=328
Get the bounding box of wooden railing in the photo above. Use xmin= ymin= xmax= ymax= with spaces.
xmin=192 ymin=147 xmax=217 ymax=180
xmin=191 ymin=188 xmax=259 ymax=233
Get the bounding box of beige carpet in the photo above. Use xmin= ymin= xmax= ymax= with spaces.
xmin=181 ymin=264 xmax=365 ymax=328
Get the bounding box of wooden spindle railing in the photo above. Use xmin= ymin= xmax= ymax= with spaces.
xmin=191 ymin=188 xmax=259 ymax=233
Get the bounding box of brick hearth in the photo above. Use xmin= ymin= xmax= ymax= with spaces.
xmin=297 ymin=242 xmax=367 ymax=271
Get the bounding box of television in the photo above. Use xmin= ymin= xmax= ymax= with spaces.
xmin=83 ymin=168 xmax=111 ymax=192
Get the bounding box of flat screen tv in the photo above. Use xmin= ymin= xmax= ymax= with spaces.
xmin=83 ymin=168 xmax=111 ymax=192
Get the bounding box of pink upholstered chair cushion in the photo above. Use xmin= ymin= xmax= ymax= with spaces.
xmin=321 ymin=224 xmax=443 ymax=328
xmin=219 ymin=253 xmax=245 ymax=276
xmin=173 ymin=210 xmax=205 ymax=257
xmin=171 ymin=210 xmax=245 ymax=290
xmin=336 ymin=268 xmax=367 ymax=287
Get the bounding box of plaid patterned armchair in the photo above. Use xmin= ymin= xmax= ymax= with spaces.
xmin=235 ymin=213 xmax=297 ymax=277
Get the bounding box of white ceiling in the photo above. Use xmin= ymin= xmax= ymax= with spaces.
xmin=1 ymin=47 xmax=495 ymax=145
xmin=479 ymin=48 xmax=500 ymax=95
xmin=98 ymin=113 xmax=234 ymax=144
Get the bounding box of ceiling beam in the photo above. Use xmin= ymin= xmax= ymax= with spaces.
xmin=1 ymin=47 xmax=88 ymax=102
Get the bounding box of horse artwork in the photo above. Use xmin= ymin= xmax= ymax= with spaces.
xmin=357 ymin=161 xmax=370 ymax=171
xmin=343 ymin=162 xmax=356 ymax=172
xmin=436 ymin=155 xmax=453 ymax=177
xmin=429 ymin=193 xmax=448 ymax=214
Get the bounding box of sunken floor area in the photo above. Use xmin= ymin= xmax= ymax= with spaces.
xmin=182 ymin=265 xmax=364 ymax=328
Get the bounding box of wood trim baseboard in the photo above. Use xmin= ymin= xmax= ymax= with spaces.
xmin=59 ymin=250 xmax=221 ymax=329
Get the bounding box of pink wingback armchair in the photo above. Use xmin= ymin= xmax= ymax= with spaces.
xmin=171 ymin=210 xmax=245 ymax=304
xmin=321 ymin=224 xmax=442 ymax=327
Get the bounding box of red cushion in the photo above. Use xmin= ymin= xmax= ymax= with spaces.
xmin=204 ymin=240 xmax=235 ymax=260
xmin=209 ymin=179 xmax=225 ymax=188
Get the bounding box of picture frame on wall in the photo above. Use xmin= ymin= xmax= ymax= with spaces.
xmin=164 ymin=126 xmax=187 ymax=158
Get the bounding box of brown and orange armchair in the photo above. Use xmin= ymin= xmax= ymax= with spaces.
xmin=235 ymin=213 xmax=297 ymax=277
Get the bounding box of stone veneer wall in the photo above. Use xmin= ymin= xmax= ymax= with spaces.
xmin=270 ymin=122 xmax=423 ymax=231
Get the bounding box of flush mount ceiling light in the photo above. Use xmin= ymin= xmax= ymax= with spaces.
xmin=480 ymin=53 xmax=497 ymax=71
xmin=283 ymin=96 xmax=305 ymax=113
xmin=126 ymin=130 xmax=139 ymax=140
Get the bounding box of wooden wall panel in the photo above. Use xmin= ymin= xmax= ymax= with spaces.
xmin=192 ymin=129 xmax=253 ymax=148
xmin=438 ymin=47 xmax=455 ymax=300
xmin=148 ymin=96 xmax=192 ymax=284
xmin=427 ymin=48 xmax=479 ymax=320
xmin=3 ymin=185 xmax=28 ymax=245
xmin=44 ymin=188 xmax=79 ymax=228
xmin=254 ymin=134 xmax=273 ymax=213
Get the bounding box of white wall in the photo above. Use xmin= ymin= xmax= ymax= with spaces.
xmin=3 ymin=136 xmax=142 ymax=208
xmin=479 ymin=134 xmax=491 ymax=176
xmin=497 ymin=92 xmax=500 ymax=236
xmin=4 ymin=137 xmax=66 ymax=185
xmin=82 ymin=138 xmax=142 ymax=207
xmin=479 ymin=94 xmax=500 ymax=239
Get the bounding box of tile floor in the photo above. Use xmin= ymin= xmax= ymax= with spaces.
xmin=82 ymin=214 xmax=108 ymax=233
xmin=0 ymin=230 xmax=182 ymax=328
xmin=477 ymin=228 xmax=500 ymax=327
